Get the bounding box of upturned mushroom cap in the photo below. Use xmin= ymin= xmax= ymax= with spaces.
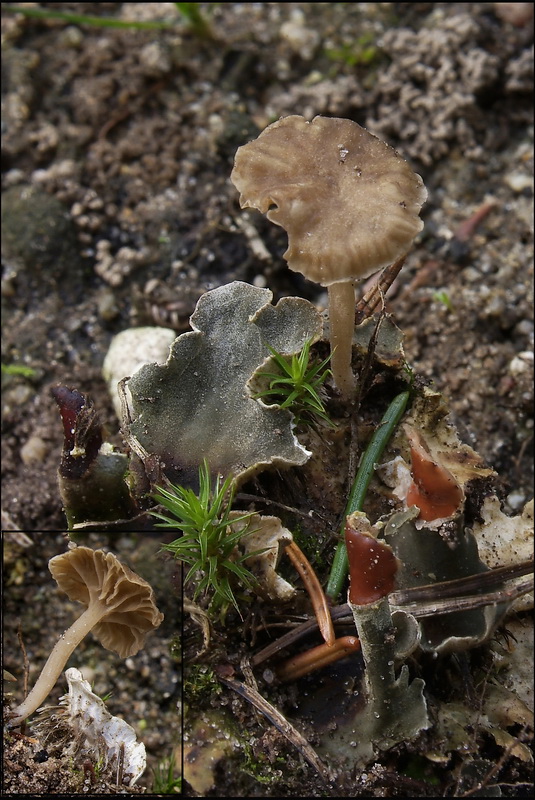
xmin=231 ymin=114 xmax=427 ymax=287
xmin=49 ymin=547 xmax=164 ymax=658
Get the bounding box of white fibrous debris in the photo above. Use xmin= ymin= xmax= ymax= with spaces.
xmin=232 ymin=513 xmax=297 ymax=601
xmin=60 ymin=668 xmax=146 ymax=785
xmin=470 ymin=497 xmax=534 ymax=612
xmin=376 ymin=455 xmax=413 ymax=500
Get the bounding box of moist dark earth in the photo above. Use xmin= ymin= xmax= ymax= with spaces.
xmin=1 ymin=2 xmax=533 ymax=797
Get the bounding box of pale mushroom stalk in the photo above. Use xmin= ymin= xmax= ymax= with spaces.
xmin=328 ymin=281 xmax=356 ymax=397
xmin=11 ymin=598 xmax=115 ymax=725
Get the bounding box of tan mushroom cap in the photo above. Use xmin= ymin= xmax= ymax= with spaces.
xmin=231 ymin=115 xmax=427 ymax=286
xmin=49 ymin=547 xmax=164 ymax=658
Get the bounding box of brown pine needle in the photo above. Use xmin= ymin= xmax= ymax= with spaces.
xmin=275 ymin=635 xmax=360 ymax=682
xmin=285 ymin=541 xmax=335 ymax=646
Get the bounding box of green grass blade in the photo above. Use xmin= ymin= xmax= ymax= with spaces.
xmin=326 ymin=390 xmax=410 ymax=600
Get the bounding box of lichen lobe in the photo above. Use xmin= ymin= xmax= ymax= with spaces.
xmin=125 ymin=281 xmax=322 ymax=487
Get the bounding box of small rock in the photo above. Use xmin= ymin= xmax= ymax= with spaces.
xmin=504 ymin=172 xmax=534 ymax=193
xmin=103 ymin=327 xmax=177 ymax=419
xmin=509 ymin=351 xmax=533 ymax=375
xmin=20 ymin=435 xmax=48 ymax=465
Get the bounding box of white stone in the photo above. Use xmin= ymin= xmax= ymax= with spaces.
xmin=103 ymin=327 xmax=176 ymax=420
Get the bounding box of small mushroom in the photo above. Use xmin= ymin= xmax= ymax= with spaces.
xmin=10 ymin=546 xmax=163 ymax=726
xmin=231 ymin=115 xmax=427 ymax=398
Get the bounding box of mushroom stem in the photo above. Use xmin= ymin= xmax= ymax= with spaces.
xmin=327 ymin=281 xmax=356 ymax=398
xmin=10 ymin=599 xmax=108 ymax=725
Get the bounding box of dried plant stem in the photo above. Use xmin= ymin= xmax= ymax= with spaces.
xmin=218 ymin=673 xmax=331 ymax=783
xmin=393 ymin=577 xmax=534 ymax=618
xmin=456 ymin=727 xmax=530 ymax=797
xmin=252 ymin=561 xmax=534 ymax=670
xmin=390 ymin=558 xmax=534 ymax=605
xmin=355 ymin=255 xmax=406 ymax=324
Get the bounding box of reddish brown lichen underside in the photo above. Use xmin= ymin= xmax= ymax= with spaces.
xmin=345 ymin=515 xmax=399 ymax=605
xmin=405 ymin=427 xmax=464 ymax=521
